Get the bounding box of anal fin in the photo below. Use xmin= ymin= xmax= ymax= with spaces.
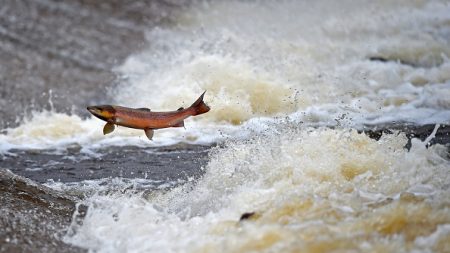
xmin=144 ymin=129 xmax=154 ymax=140
xmin=172 ymin=120 xmax=185 ymax=128
xmin=103 ymin=122 xmax=115 ymax=135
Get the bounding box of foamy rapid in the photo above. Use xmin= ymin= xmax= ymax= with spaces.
xmin=1 ymin=0 xmax=450 ymax=151
xmin=113 ymin=0 xmax=450 ymax=125
xmin=4 ymin=1 xmax=447 ymax=251
xmin=61 ymin=127 xmax=450 ymax=252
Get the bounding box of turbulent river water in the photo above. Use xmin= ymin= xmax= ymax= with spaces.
xmin=1 ymin=0 xmax=450 ymax=252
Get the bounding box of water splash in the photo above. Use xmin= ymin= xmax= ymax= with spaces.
xmin=62 ymin=127 xmax=450 ymax=252
xmin=1 ymin=0 xmax=450 ymax=150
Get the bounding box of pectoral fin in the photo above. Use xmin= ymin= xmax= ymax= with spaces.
xmin=136 ymin=108 xmax=151 ymax=112
xmin=103 ymin=122 xmax=115 ymax=135
xmin=177 ymin=107 xmax=184 ymax=111
xmin=144 ymin=129 xmax=154 ymax=140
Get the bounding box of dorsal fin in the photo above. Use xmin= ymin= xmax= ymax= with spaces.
xmin=136 ymin=108 xmax=151 ymax=112
xmin=177 ymin=107 xmax=184 ymax=111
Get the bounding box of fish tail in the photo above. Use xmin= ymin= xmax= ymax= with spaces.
xmin=190 ymin=91 xmax=210 ymax=115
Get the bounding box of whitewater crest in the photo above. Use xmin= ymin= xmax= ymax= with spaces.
xmin=63 ymin=127 xmax=450 ymax=252
xmin=0 ymin=0 xmax=450 ymax=150
xmin=113 ymin=0 xmax=450 ymax=127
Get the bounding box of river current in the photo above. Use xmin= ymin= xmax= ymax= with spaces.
xmin=1 ymin=0 xmax=449 ymax=252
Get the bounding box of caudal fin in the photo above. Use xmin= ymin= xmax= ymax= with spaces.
xmin=190 ymin=91 xmax=210 ymax=115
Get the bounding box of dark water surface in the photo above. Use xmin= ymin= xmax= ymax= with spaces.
xmin=3 ymin=144 xmax=210 ymax=184
xmin=1 ymin=144 xmax=209 ymax=253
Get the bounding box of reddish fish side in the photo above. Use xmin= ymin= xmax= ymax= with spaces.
xmin=113 ymin=106 xmax=196 ymax=129
xmin=87 ymin=91 xmax=210 ymax=132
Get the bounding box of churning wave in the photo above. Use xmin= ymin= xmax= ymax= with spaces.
xmin=1 ymin=0 xmax=449 ymax=152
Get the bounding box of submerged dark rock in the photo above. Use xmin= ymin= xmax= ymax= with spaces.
xmin=368 ymin=54 xmax=444 ymax=68
xmin=361 ymin=124 xmax=450 ymax=150
xmin=368 ymin=56 xmax=420 ymax=67
xmin=239 ymin=212 xmax=257 ymax=221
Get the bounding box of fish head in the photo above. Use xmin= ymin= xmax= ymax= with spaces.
xmin=87 ymin=105 xmax=116 ymax=121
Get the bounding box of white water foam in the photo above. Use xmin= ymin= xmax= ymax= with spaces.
xmin=1 ymin=0 xmax=449 ymax=151
xmin=61 ymin=127 xmax=450 ymax=252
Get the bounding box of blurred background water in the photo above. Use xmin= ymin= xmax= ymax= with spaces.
xmin=0 ymin=0 xmax=449 ymax=252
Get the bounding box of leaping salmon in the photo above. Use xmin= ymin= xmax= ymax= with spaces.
xmin=87 ymin=91 xmax=210 ymax=140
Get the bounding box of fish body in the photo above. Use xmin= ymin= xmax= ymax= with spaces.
xmin=112 ymin=106 xmax=194 ymax=129
xmin=87 ymin=92 xmax=210 ymax=140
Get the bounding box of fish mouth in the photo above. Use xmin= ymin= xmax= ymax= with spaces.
xmin=87 ymin=106 xmax=104 ymax=119
xmin=87 ymin=106 xmax=99 ymax=115
xmin=87 ymin=105 xmax=113 ymax=122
